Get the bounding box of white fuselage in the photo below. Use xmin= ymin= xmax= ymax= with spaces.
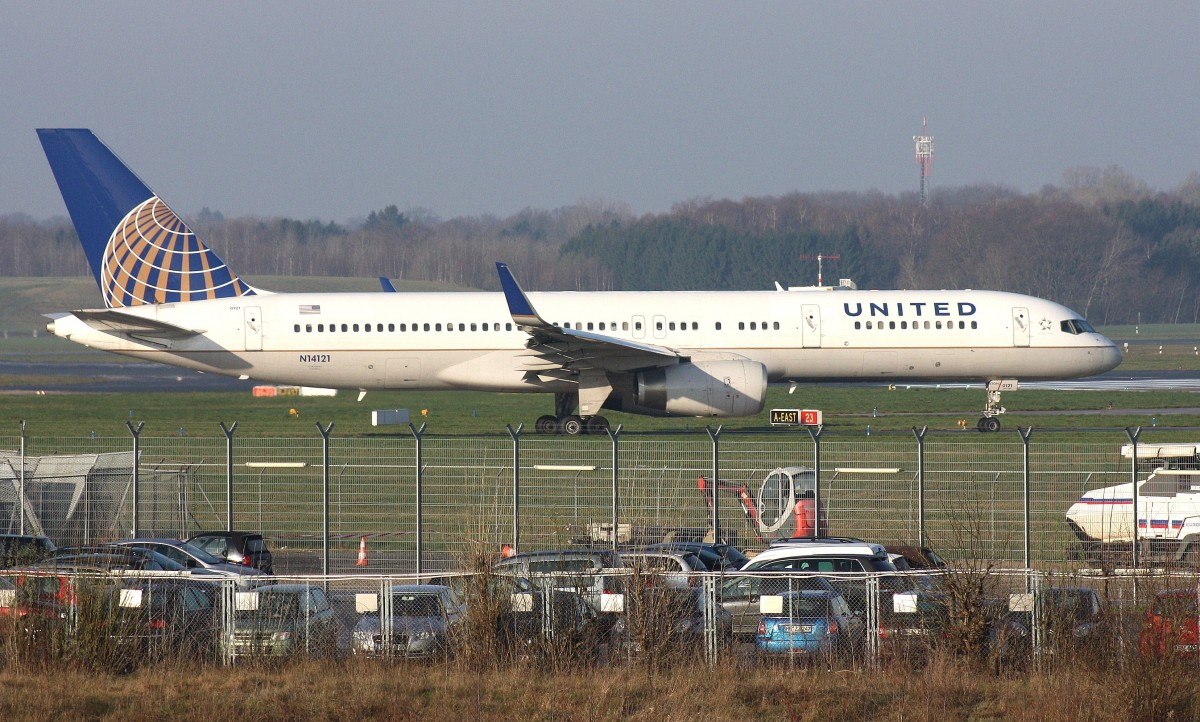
xmin=48 ymin=286 xmax=1122 ymax=393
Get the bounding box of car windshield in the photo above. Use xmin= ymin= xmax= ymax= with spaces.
xmin=1155 ymin=594 xmax=1198 ymax=619
xmin=393 ymin=593 xmax=443 ymax=617
xmin=778 ymin=596 xmax=834 ymax=618
xmin=238 ymin=592 xmax=302 ymax=621
xmin=176 ymin=542 xmax=225 ymax=565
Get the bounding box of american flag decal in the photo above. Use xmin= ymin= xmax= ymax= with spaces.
xmin=300 ymin=304 xmax=321 ymax=314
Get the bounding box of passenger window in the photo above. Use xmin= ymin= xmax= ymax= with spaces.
xmin=889 ymin=321 xmax=895 ymax=330
xmin=738 ymin=322 xmax=745 ymax=330
xmin=635 ymin=321 xmax=642 ymax=331
xmin=364 ymin=324 xmax=370 ymax=332
xmin=750 ymin=322 xmax=757 ymax=330
xmin=715 ymin=322 xmax=722 ymax=330
xmin=669 ymin=322 xmax=676 ymax=331
xmin=865 ymin=321 xmax=872 ymax=330
xmin=623 ymin=322 xmax=630 ymax=331
xmin=773 ymin=322 xmax=779 ymax=330
xmin=971 ymin=321 xmax=978 ymax=329
xmin=588 ymin=322 xmax=594 ymax=331
xmin=305 ymin=324 xmax=312 ymax=332
xmin=293 ymin=324 xmax=300 ymax=333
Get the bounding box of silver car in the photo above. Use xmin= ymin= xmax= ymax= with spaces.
xmin=113 ymin=538 xmax=266 ymax=583
xmin=352 ymin=584 xmax=463 ymax=658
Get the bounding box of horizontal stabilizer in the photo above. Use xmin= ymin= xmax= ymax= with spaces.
xmin=70 ymin=309 xmax=202 ymax=341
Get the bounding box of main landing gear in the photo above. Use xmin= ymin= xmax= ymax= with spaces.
xmin=976 ymin=379 xmax=1017 ymax=433
xmin=535 ymin=392 xmax=611 ymax=436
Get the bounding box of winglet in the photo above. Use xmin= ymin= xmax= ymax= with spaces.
xmin=496 ymin=262 xmax=551 ymax=329
xmin=379 ymin=276 xmax=397 ymax=292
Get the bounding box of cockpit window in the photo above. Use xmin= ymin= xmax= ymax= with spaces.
xmin=1060 ymin=319 xmax=1096 ymax=335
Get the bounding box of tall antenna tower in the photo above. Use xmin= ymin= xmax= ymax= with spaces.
xmin=913 ymin=116 xmax=934 ymax=206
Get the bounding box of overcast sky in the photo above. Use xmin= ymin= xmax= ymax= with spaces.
xmin=4 ymin=2 xmax=1198 ymax=223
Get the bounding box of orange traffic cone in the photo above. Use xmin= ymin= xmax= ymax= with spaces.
xmin=356 ymin=536 xmax=369 ymax=567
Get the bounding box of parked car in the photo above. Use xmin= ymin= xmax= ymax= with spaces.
xmin=1140 ymin=589 xmax=1199 ymax=658
xmin=1017 ymin=586 xmax=1104 ymax=653
xmin=508 ymin=587 xmax=603 ymax=661
xmin=36 ymin=545 xmax=224 ymax=578
xmin=615 ymin=550 xmax=707 ymax=589
xmin=754 ymin=589 xmax=865 ymax=661
xmin=496 ymin=549 xmax=622 ymax=616
xmin=610 ymin=586 xmax=732 ymax=660
xmin=352 ymin=584 xmax=463 ymax=658
xmin=0 ymin=534 xmax=57 ymax=568
xmin=227 ymin=583 xmax=341 ymax=659
xmin=112 ymin=539 xmax=266 ymax=584
xmin=738 ymin=537 xmax=900 ymax=617
xmin=644 ymin=542 xmax=749 ymax=571
xmin=186 ymin=531 xmax=274 ymax=573
xmin=109 ymin=577 xmax=221 ymax=661
xmin=721 ymin=572 xmax=838 ymax=638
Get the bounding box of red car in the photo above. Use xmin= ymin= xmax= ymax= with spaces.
xmin=1140 ymin=589 xmax=1200 ymax=658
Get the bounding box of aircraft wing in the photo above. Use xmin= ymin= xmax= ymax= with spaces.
xmin=496 ymin=262 xmax=682 ymax=374
xmin=66 ymin=309 xmax=202 ymax=343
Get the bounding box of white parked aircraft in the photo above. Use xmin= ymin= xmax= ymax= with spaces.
xmin=38 ymin=129 xmax=1122 ymax=434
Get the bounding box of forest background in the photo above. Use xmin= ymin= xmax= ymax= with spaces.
xmin=7 ymin=163 xmax=1200 ymax=326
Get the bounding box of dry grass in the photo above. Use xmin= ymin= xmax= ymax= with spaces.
xmin=0 ymin=656 xmax=1190 ymax=722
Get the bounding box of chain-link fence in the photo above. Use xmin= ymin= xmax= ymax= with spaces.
xmin=0 ymin=426 xmax=1189 ymax=573
xmin=0 ymin=567 xmax=1195 ymax=673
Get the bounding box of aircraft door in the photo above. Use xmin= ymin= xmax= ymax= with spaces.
xmin=632 ymin=315 xmax=646 ymax=340
xmin=801 ymin=305 xmax=821 ymax=348
xmin=244 ymin=306 xmax=262 ymax=351
xmin=1012 ymin=307 xmax=1030 ymax=347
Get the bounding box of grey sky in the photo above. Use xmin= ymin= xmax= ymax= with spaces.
xmin=3 ymin=2 xmax=1198 ymax=223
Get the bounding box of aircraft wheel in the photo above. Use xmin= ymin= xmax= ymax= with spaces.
xmin=535 ymin=415 xmax=560 ymax=435
xmin=561 ymin=415 xmax=584 ymax=436
xmin=585 ymin=415 xmax=610 ymax=435
xmin=978 ymin=417 xmax=1001 ymax=433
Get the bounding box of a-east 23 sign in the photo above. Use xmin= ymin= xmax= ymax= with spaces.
xmin=770 ymin=408 xmax=822 ymax=426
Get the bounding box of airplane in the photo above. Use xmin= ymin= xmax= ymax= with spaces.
xmin=36 ymin=128 xmax=1123 ymax=434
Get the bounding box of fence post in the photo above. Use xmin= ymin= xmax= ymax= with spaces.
xmin=18 ymin=420 xmax=26 ymax=536
xmin=804 ymin=425 xmax=824 ymax=534
xmin=1125 ymin=427 xmax=1142 ymax=574
xmin=316 ymin=421 xmax=334 ymax=577
xmin=126 ymin=421 xmax=144 ymax=536
xmin=912 ymin=426 xmax=927 ymax=546
xmin=409 ymin=422 xmax=427 ymax=576
xmin=607 ymin=425 xmax=623 ymax=551
xmin=506 ymin=424 xmax=521 ymax=554
xmin=1019 ymin=426 xmax=1033 ymax=585
xmin=705 ymin=426 xmax=722 ymax=542
xmin=220 ymin=421 xmax=238 ymax=531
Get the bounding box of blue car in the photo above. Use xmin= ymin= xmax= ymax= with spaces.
xmin=754 ymin=590 xmax=863 ymax=660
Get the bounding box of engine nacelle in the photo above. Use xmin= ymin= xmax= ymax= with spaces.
xmin=635 ymin=360 xmax=767 ymax=417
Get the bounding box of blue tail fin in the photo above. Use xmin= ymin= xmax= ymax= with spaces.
xmin=37 ymin=129 xmax=254 ymax=308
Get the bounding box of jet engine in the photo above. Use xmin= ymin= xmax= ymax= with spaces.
xmin=634 ymin=360 xmax=767 ymax=417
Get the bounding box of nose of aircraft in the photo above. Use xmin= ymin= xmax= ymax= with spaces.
xmin=1098 ymin=336 xmax=1124 ymax=373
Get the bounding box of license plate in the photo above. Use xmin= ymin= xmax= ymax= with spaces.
xmin=784 ymin=624 xmax=813 ymax=633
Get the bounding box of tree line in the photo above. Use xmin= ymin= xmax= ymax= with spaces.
xmin=6 ymin=165 xmax=1200 ymax=324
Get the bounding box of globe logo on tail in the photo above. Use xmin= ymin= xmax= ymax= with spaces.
xmin=102 ymin=197 xmax=252 ymax=308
